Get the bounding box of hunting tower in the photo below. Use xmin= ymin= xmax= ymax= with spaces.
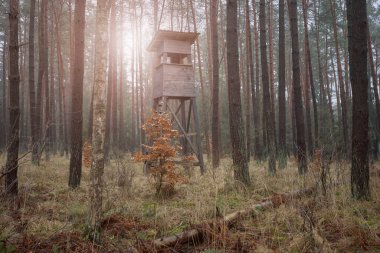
xmin=148 ymin=30 xmax=205 ymax=173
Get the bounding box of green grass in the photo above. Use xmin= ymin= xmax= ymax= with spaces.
xmin=0 ymin=154 xmax=379 ymax=252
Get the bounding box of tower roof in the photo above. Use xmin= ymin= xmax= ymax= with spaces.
xmin=147 ymin=30 xmax=199 ymax=52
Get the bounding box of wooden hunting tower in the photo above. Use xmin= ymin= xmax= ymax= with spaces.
xmin=148 ymin=30 xmax=205 ymax=173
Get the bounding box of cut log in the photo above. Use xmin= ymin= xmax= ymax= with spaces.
xmin=153 ymin=186 xmax=315 ymax=249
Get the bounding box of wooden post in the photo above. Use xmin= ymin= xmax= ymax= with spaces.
xmin=192 ymin=97 xmax=205 ymax=173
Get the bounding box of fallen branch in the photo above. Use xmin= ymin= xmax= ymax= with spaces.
xmin=153 ymin=186 xmax=315 ymax=249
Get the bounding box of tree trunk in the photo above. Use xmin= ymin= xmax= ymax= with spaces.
xmin=367 ymin=29 xmax=380 ymax=135
xmin=5 ymin=0 xmax=20 ymax=196
xmin=130 ymin=18 xmax=136 ymax=152
xmin=268 ymin=0 xmax=276 ymax=154
xmin=348 ymin=0 xmax=370 ymax=200
xmin=288 ymin=0 xmax=307 ymax=174
xmin=227 ymin=0 xmax=250 ymax=186
xmin=205 ymin=1 xmax=212 ymax=111
xmin=29 ymin=0 xmax=38 ymax=163
xmin=19 ymin=19 xmax=27 ymax=152
xmin=104 ymin=2 xmax=116 ymax=162
xmin=134 ymin=6 xmax=140 ymax=150
xmin=88 ymin=0 xmax=110 ymax=241
xmin=324 ymin=37 xmax=335 ymax=129
xmin=260 ymin=0 xmax=276 ymax=175
xmin=67 ymin=0 xmax=74 ymax=153
xmin=302 ymin=0 xmax=318 ymax=152
xmin=190 ymin=0 xmax=211 ymax=159
xmin=49 ymin=18 xmax=56 ymax=155
xmin=153 ymin=186 xmax=315 ymax=248
xmin=330 ymin=49 xmax=342 ymax=130
xmin=1 ymin=33 xmax=6 ymax=150
xmin=244 ymin=0 xmax=252 ymax=160
xmin=252 ymin=0 xmax=262 ymax=160
xmin=314 ymin=0 xmax=328 ymax=141
xmin=68 ymin=0 xmax=86 ymax=188
xmin=329 ymin=0 xmax=348 ymax=156
xmin=211 ymin=0 xmax=220 ymax=168
xmin=35 ymin=0 xmax=47 ymax=165
xmin=43 ymin=0 xmax=50 ymax=161
xmin=138 ymin=13 xmax=145 ymax=152
xmin=53 ymin=4 xmax=68 ymax=156
xmin=118 ymin=2 xmax=125 ymax=151
xmin=110 ymin=3 xmax=118 ymax=148
xmin=303 ymin=31 xmax=313 ymax=157
xmin=278 ymin=0 xmax=286 ymax=168
xmin=0 ymin=41 xmax=5 ymax=151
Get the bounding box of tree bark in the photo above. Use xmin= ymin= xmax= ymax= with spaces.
xmin=28 ymin=0 xmax=38 ymax=163
xmin=0 ymin=30 xmax=6 ymax=151
xmin=43 ymin=0 xmax=50 ymax=161
xmin=211 ymin=0 xmax=221 ymax=168
xmin=288 ymin=0 xmax=307 ymax=174
xmin=49 ymin=17 xmax=56 ymax=155
xmin=278 ymin=0 xmax=286 ymax=168
xmin=303 ymin=30 xmax=313 ymax=157
xmin=268 ymin=0 xmax=276 ymax=154
xmin=324 ymin=37 xmax=335 ymax=129
xmin=88 ymin=0 xmax=110 ymax=242
xmin=35 ymin=0 xmax=47 ymax=165
xmin=260 ymin=0 xmax=276 ymax=175
xmin=227 ymin=0 xmax=250 ymax=185
xmin=138 ymin=11 xmax=145 ymax=152
xmin=5 ymin=0 xmax=20 ymax=196
xmin=252 ymin=0 xmax=262 ymax=160
xmin=367 ymin=29 xmax=380 ymax=135
xmin=348 ymin=0 xmax=370 ymax=200
xmin=104 ymin=1 xmax=116 ymax=161
xmin=118 ymin=2 xmax=125 ymax=151
xmin=244 ymin=0 xmax=253 ymax=160
xmin=111 ymin=2 xmax=118 ymax=148
xmin=68 ymin=0 xmax=86 ymax=188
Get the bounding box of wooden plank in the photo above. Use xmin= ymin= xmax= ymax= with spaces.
xmin=163 ymin=40 xmax=191 ymax=55
xmin=147 ymin=30 xmax=199 ymax=52
xmin=178 ymin=133 xmax=197 ymax=137
xmin=163 ymin=64 xmax=195 ymax=97
xmin=153 ymin=64 xmax=196 ymax=98
xmin=153 ymin=65 xmax=164 ymax=98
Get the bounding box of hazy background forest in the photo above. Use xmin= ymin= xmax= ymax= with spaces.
xmin=1 ymin=0 xmax=380 ymax=252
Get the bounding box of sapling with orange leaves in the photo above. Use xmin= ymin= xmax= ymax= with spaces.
xmin=133 ymin=111 xmax=189 ymax=196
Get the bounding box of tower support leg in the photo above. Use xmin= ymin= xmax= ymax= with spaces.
xmin=191 ymin=97 xmax=205 ymax=174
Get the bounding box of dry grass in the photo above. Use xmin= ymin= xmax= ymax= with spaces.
xmin=0 ymin=153 xmax=380 ymax=252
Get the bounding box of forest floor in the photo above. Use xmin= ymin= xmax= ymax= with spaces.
xmin=1 ymin=154 xmax=380 ymax=252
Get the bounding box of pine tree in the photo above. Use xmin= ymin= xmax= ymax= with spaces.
xmin=226 ymin=0 xmax=250 ymax=186
xmin=211 ymin=0 xmax=221 ymax=168
xmin=87 ymin=0 xmax=110 ymax=242
xmin=68 ymin=0 xmax=86 ymax=188
xmin=348 ymin=0 xmax=370 ymax=200
xmin=5 ymin=0 xmax=20 ymax=196
xmin=289 ymin=0 xmax=307 ymax=174
xmin=260 ymin=0 xmax=276 ymax=174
